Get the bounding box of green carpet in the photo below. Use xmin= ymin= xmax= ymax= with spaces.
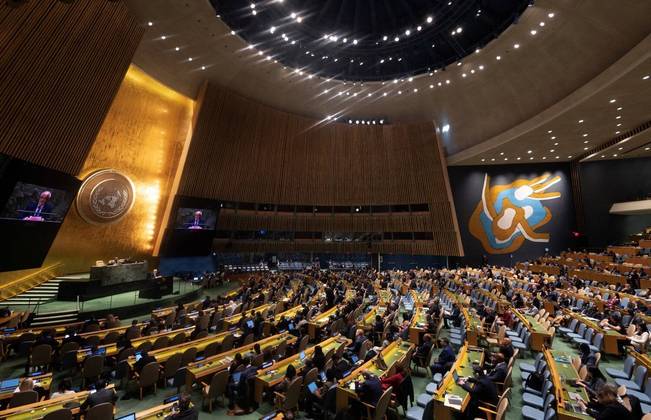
xmin=0 ymin=282 xmax=630 ymax=419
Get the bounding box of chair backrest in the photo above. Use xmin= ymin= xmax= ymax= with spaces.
xmin=136 ymin=341 xmax=152 ymax=353
xmin=102 ymin=331 xmax=120 ymax=345
xmin=567 ymin=318 xmax=578 ymax=332
xmin=298 ymin=335 xmax=310 ymax=352
xmin=83 ymin=355 xmax=105 ymax=378
xmin=633 ymin=365 xmax=648 ymax=387
xmin=282 ymin=377 xmax=303 ymax=410
xmin=576 ymin=324 xmax=586 ymax=336
xmin=583 ymin=328 xmax=594 ymax=342
xmin=578 ymin=365 xmax=588 ymax=380
xmin=627 ymin=324 xmax=637 ymax=336
xmin=139 ymin=362 xmax=160 ymax=387
xmin=194 ymin=330 xmax=209 ymax=340
xmin=374 ymin=386 xmax=393 ymax=420
xmin=358 ymin=339 xmax=372 ymax=360
xmin=204 ymin=341 xmax=220 ymax=358
xmin=495 ymin=396 xmax=509 ymax=420
xmin=170 ymin=333 xmax=186 ymax=346
xmin=9 ymin=390 xmax=38 ymax=408
xmin=31 ymin=343 xmax=52 ymax=365
xmin=181 ymin=347 xmax=197 ymax=367
xmin=85 ymin=402 xmax=113 ymax=420
xmin=592 ymin=333 xmax=604 ymax=350
xmin=221 ymin=334 xmax=235 ymax=352
xmin=644 ymin=377 xmax=651 ymax=399
xmin=303 ymin=367 xmax=319 ymax=388
xmin=242 ymin=333 xmax=254 ymax=346
xmin=275 ymin=341 xmax=287 ymax=359
xmin=209 ymin=370 xmax=229 ymax=398
xmin=623 ymin=356 xmax=636 ymax=376
xmin=43 ymin=408 xmax=72 ymax=420
xmin=152 ymin=336 xmax=170 ymax=350
xmin=164 ymin=353 xmax=183 ymax=378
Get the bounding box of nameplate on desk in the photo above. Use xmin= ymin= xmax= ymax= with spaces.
xmin=444 ymin=393 xmax=463 ymax=409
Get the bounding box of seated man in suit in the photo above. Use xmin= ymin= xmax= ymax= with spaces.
xmin=413 ymin=333 xmax=434 ymax=367
xmin=457 ymin=366 xmax=499 ymax=420
xmin=430 ymin=338 xmax=456 ymax=376
xmin=486 ymin=353 xmax=507 ymax=384
xmin=186 ymin=210 xmax=204 ymax=229
xmin=22 ymin=190 xmax=53 ymax=221
xmin=80 ymin=380 xmax=117 ymax=411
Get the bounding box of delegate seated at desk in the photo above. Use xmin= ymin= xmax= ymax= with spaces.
xmin=431 ymin=338 xmax=456 ymax=375
xmin=456 ymin=366 xmax=498 ymax=420
xmin=80 ymin=380 xmax=117 ymax=411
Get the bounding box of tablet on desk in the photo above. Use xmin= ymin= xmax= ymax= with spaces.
xmin=135 ymin=352 xmax=142 ymax=362
xmin=300 ymin=351 xmax=306 ymax=360
xmin=307 ymin=382 xmax=318 ymax=394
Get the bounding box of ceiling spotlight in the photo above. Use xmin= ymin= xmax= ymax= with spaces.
xmin=548 ymin=12 xmax=555 ymax=18
xmin=578 ymin=119 xmax=584 ymax=123
xmin=252 ymin=10 xmax=257 ymax=15
xmin=270 ymin=26 xmax=276 ymax=34
xmin=539 ymin=21 xmax=545 ymax=27
xmin=398 ymin=90 xmax=402 ymax=95
xmin=617 ymin=106 xmax=623 ymax=111
xmin=405 ymin=30 xmax=411 ymax=36
xmin=445 ymin=79 xmax=450 ymax=84
xmin=456 ymin=27 xmax=463 ymax=34
xmin=417 ymin=26 xmax=422 ymax=31
xmin=496 ymin=55 xmax=501 ymax=60
xmin=429 ymin=84 xmax=434 ymax=89
xmin=290 ymin=12 xmax=296 ymax=18
xmin=383 ymin=92 xmax=387 ymax=96
xmin=548 ymin=130 xmax=553 ymax=133
xmin=413 ymin=88 xmax=418 ymax=93
xmin=147 ymin=21 xmax=153 ymax=26
xmin=513 ymin=43 xmax=520 ymax=49
xmin=201 ymin=66 xmax=206 ymax=70
xmin=609 ymin=98 xmax=616 ymax=103
xmin=530 ymin=29 xmax=537 ymax=35
xmin=175 ymin=47 xmax=180 ymax=51
xmin=353 ymin=39 xmax=358 ymax=45
xmin=188 ymin=57 xmax=193 ymax=61
xmin=230 ymin=30 xmax=236 ymax=35
xmin=383 ymin=35 xmax=388 ymax=41
xmin=643 ymin=75 xmax=650 ymax=80
xmin=441 ymin=124 xmax=450 ymax=133
xmin=582 ymin=133 xmax=588 ymax=137
xmin=462 ymin=73 xmax=467 ymax=78
xmin=584 ymin=140 xmax=589 ymax=144
xmin=551 ymin=136 xmax=556 ymax=140
xmin=500 ymin=152 xmax=504 ymax=156
xmin=479 ymin=65 xmax=484 ymax=70
xmin=427 ymin=16 xmax=433 ymax=23
xmin=584 ymin=147 xmax=589 ymax=150
xmin=527 ymin=150 xmax=532 ymax=154
xmin=296 ymin=16 xmax=302 ymax=23
xmin=394 ymin=36 xmax=399 ymax=42
xmin=161 ymin=35 xmax=166 ymax=40
xmin=250 ymin=3 xmax=255 ymax=8
xmin=616 ymin=115 xmax=621 ymax=119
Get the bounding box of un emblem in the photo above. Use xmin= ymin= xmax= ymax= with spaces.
xmin=76 ymin=169 xmax=136 ymax=224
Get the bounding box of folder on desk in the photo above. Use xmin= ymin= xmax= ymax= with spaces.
xmin=444 ymin=393 xmax=463 ymax=409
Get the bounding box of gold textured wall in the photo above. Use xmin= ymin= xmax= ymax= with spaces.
xmin=44 ymin=65 xmax=194 ymax=274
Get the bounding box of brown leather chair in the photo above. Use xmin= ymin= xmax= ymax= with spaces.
xmin=8 ymin=390 xmax=38 ymax=408
xmin=202 ymin=369 xmax=229 ymax=412
xmin=137 ymin=362 xmax=160 ymax=400
xmin=85 ymin=402 xmax=114 ymax=420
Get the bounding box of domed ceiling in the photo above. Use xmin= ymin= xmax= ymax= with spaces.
xmin=211 ymin=0 xmax=530 ymax=81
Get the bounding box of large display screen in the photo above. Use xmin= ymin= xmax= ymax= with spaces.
xmin=0 ymin=182 xmax=72 ymax=223
xmin=174 ymin=208 xmax=217 ymax=230
xmin=0 ymin=155 xmax=81 ymax=271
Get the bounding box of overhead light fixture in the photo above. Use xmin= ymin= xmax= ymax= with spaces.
xmin=548 ymin=12 xmax=555 ymax=18
xmin=609 ymin=98 xmax=616 ymax=103
xmin=147 ymin=21 xmax=153 ymax=26
xmin=441 ymin=124 xmax=450 ymax=133
xmin=427 ymin=16 xmax=433 ymax=23
xmin=513 ymin=43 xmax=520 ymax=49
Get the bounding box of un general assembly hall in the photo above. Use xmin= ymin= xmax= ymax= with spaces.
xmin=1 ymin=1 xmax=651 ymax=420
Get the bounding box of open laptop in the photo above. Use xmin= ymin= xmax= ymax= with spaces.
xmin=164 ymin=394 xmax=180 ymax=404
xmin=307 ymin=382 xmax=318 ymax=394
xmin=246 ymin=320 xmax=254 ymax=329
xmin=115 ymin=414 xmax=136 ymax=420
xmin=299 ymin=351 xmax=306 ymax=361
xmin=0 ymin=378 xmax=20 ymax=392
xmin=134 ymin=352 xmax=142 ymax=362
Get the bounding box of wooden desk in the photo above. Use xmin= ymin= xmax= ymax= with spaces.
xmin=608 ymin=246 xmax=640 ymax=256
xmin=68 ymin=322 xmax=147 ymax=344
xmin=130 ymin=401 xmax=181 ymax=419
xmin=264 ymin=305 xmax=304 ymax=336
xmin=336 ymin=340 xmax=415 ymax=413
xmin=562 ymin=310 xmax=626 ymax=355
xmin=0 ymin=311 xmax=26 ymax=328
xmin=512 ymin=309 xmax=552 ymax=351
xmin=544 ymin=348 xmax=592 ymax=420
xmin=307 ymin=306 xmax=338 ymax=339
xmin=358 ymin=305 xmax=386 ymax=330
xmin=187 ymin=332 xmax=297 ymax=390
xmin=0 ymin=385 xmax=115 ymax=420
xmin=1 ymin=319 xmax=107 ymax=344
xmin=254 ymin=336 xmax=350 ymax=403
xmin=446 ymin=291 xmax=482 ymax=346
xmin=409 ymin=306 xmax=428 ymax=345
xmin=432 ymin=345 xmax=485 ymax=420
xmin=0 ymin=373 xmax=52 ymax=401
xmin=75 ymin=326 xmax=195 ymax=363
xmin=569 ymin=269 xmax=626 ymax=286
xmin=128 ymin=330 xmax=236 ymax=366
xmin=518 ymin=264 xmax=561 ymax=276
xmin=222 ymin=303 xmax=274 ymax=330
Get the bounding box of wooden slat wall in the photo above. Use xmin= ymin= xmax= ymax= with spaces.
xmin=180 ymin=84 xmax=461 ymax=256
xmin=0 ymin=0 xmax=143 ymax=174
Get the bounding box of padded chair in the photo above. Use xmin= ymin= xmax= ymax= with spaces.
xmin=607 ymin=355 xmax=636 ymax=380
xmin=202 ymin=370 xmax=228 ymax=412
xmin=30 ymin=343 xmax=52 ymax=371
xmin=361 ymin=386 xmax=393 ymax=420
xmin=558 ymin=318 xmax=578 ymax=336
xmin=298 ymin=335 xmax=310 ymax=352
xmin=624 ymin=377 xmax=651 ymax=404
xmin=43 ymin=408 xmax=72 ymax=420
xmin=479 ymin=388 xmax=510 ymax=420
xmin=152 ymin=336 xmax=170 ymax=350
xmin=137 ymin=362 xmax=160 ymax=399
xmin=522 ymin=381 xmax=553 ymax=409
xmin=220 ymin=335 xmax=235 ymax=352
xmin=8 ymin=390 xmax=38 ymax=408
xmin=566 ymin=323 xmax=586 ymax=341
xmin=519 ymin=352 xmax=544 ymax=375
xmin=82 ymin=355 xmax=104 ymax=388
xmin=180 ymin=347 xmax=197 ymax=367
xmin=522 ymin=394 xmax=555 ymax=420
xmin=275 ymin=341 xmax=287 ymax=360
xmin=242 ymin=333 xmax=254 ymax=346
xmin=589 ymin=333 xmax=604 ymax=354
xmin=170 ymin=333 xmax=186 ymax=346
xmin=85 ymin=402 xmax=113 ymax=420
xmin=274 ymin=377 xmax=302 ymax=413
xmin=162 ymin=353 xmax=182 ymax=387
xmin=136 ymin=341 xmax=152 ymax=353
xmin=102 ymin=331 xmax=120 ymax=345
xmin=203 ymin=341 xmax=221 ymax=358
xmin=572 ymin=327 xmax=594 ymax=347
xmin=615 ymin=365 xmax=647 ymax=392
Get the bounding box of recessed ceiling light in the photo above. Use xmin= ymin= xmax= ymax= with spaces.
xmin=394 ymin=37 xmax=399 ymax=42
xmin=491 ymin=158 xmax=495 ymax=162
xmin=496 ymin=55 xmax=501 ymax=60
xmin=618 ymin=147 xmax=623 ymax=150
xmin=542 ymin=156 xmax=547 ymax=160
xmin=548 ymin=12 xmax=555 ymax=18
xmin=550 ymin=149 xmax=555 ymax=152
xmin=188 ymin=57 xmax=193 ymax=61
xmin=383 ymin=92 xmax=387 ymax=97
xmin=578 ymin=119 xmax=584 ymax=123
xmin=517 ymin=157 xmax=521 ymax=160
xmin=551 ymin=136 xmax=556 ymax=140
xmin=609 ymin=99 xmax=616 ymax=103
xmin=582 ymin=133 xmax=588 ymax=137
xmin=547 ymin=130 xmax=553 ymax=134
xmin=398 ymin=90 xmax=402 ymax=95
xmin=530 ymin=29 xmax=537 ymax=35
xmin=555 ymin=156 xmax=560 ymax=159
xmin=527 ymin=150 xmax=532 ymax=154
xmin=539 ymin=21 xmax=545 ymax=27
xmin=616 ymin=115 xmax=622 ymax=119
xmin=442 ymin=124 xmax=451 ymax=133
xmin=643 ymin=75 xmax=650 ymax=80
xmin=584 ymin=147 xmax=589 ymax=150
xmin=584 ymin=140 xmax=589 ymax=144
xmin=568 ymin=155 xmax=572 ymax=158
xmin=230 ymin=30 xmax=236 ymax=35
xmin=500 ymin=152 xmax=504 ymax=155
xmin=504 ymin=158 xmax=508 ymax=161
xmin=201 ymin=66 xmax=206 ymax=70
xmin=615 ymin=131 xmax=621 ymax=134
xmin=513 ymin=43 xmax=520 ymax=49
xmin=617 ymin=107 xmax=623 ymax=111
xmin=554 ymin=142 xmax=559 ymax=146
xmin=530 ymin=157 xmax=534 ymax=160
xmin=147 ymin=21 xmax=153 ymax=26
xmin=462 ymin=73 xmax=467 ymax=78
xmin=160 ymin=35 xmax=166 ymax=40
xmin=617 ymin=123 xmax=622 ymax=127
xmin=405 ymin=29 xmax=411 ymax=36
xmin=175 ymin=47 xmax=180 ymax=51
xmin=645 ymin=147 xmax=650 ymax=151
xmin=429 ymin=84 xmax=434 ymax=89
xmin=479 ymin=65 xmax=484 ymax=70
xmin=427 ymin=16 xmax=433 ymax=23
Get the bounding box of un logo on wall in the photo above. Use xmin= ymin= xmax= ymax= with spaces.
xmin=76 ymin=169 xmax=136 ymax=224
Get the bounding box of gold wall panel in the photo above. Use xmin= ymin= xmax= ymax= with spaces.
xmin=43 ymin=66 xmax=194 ymax=274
